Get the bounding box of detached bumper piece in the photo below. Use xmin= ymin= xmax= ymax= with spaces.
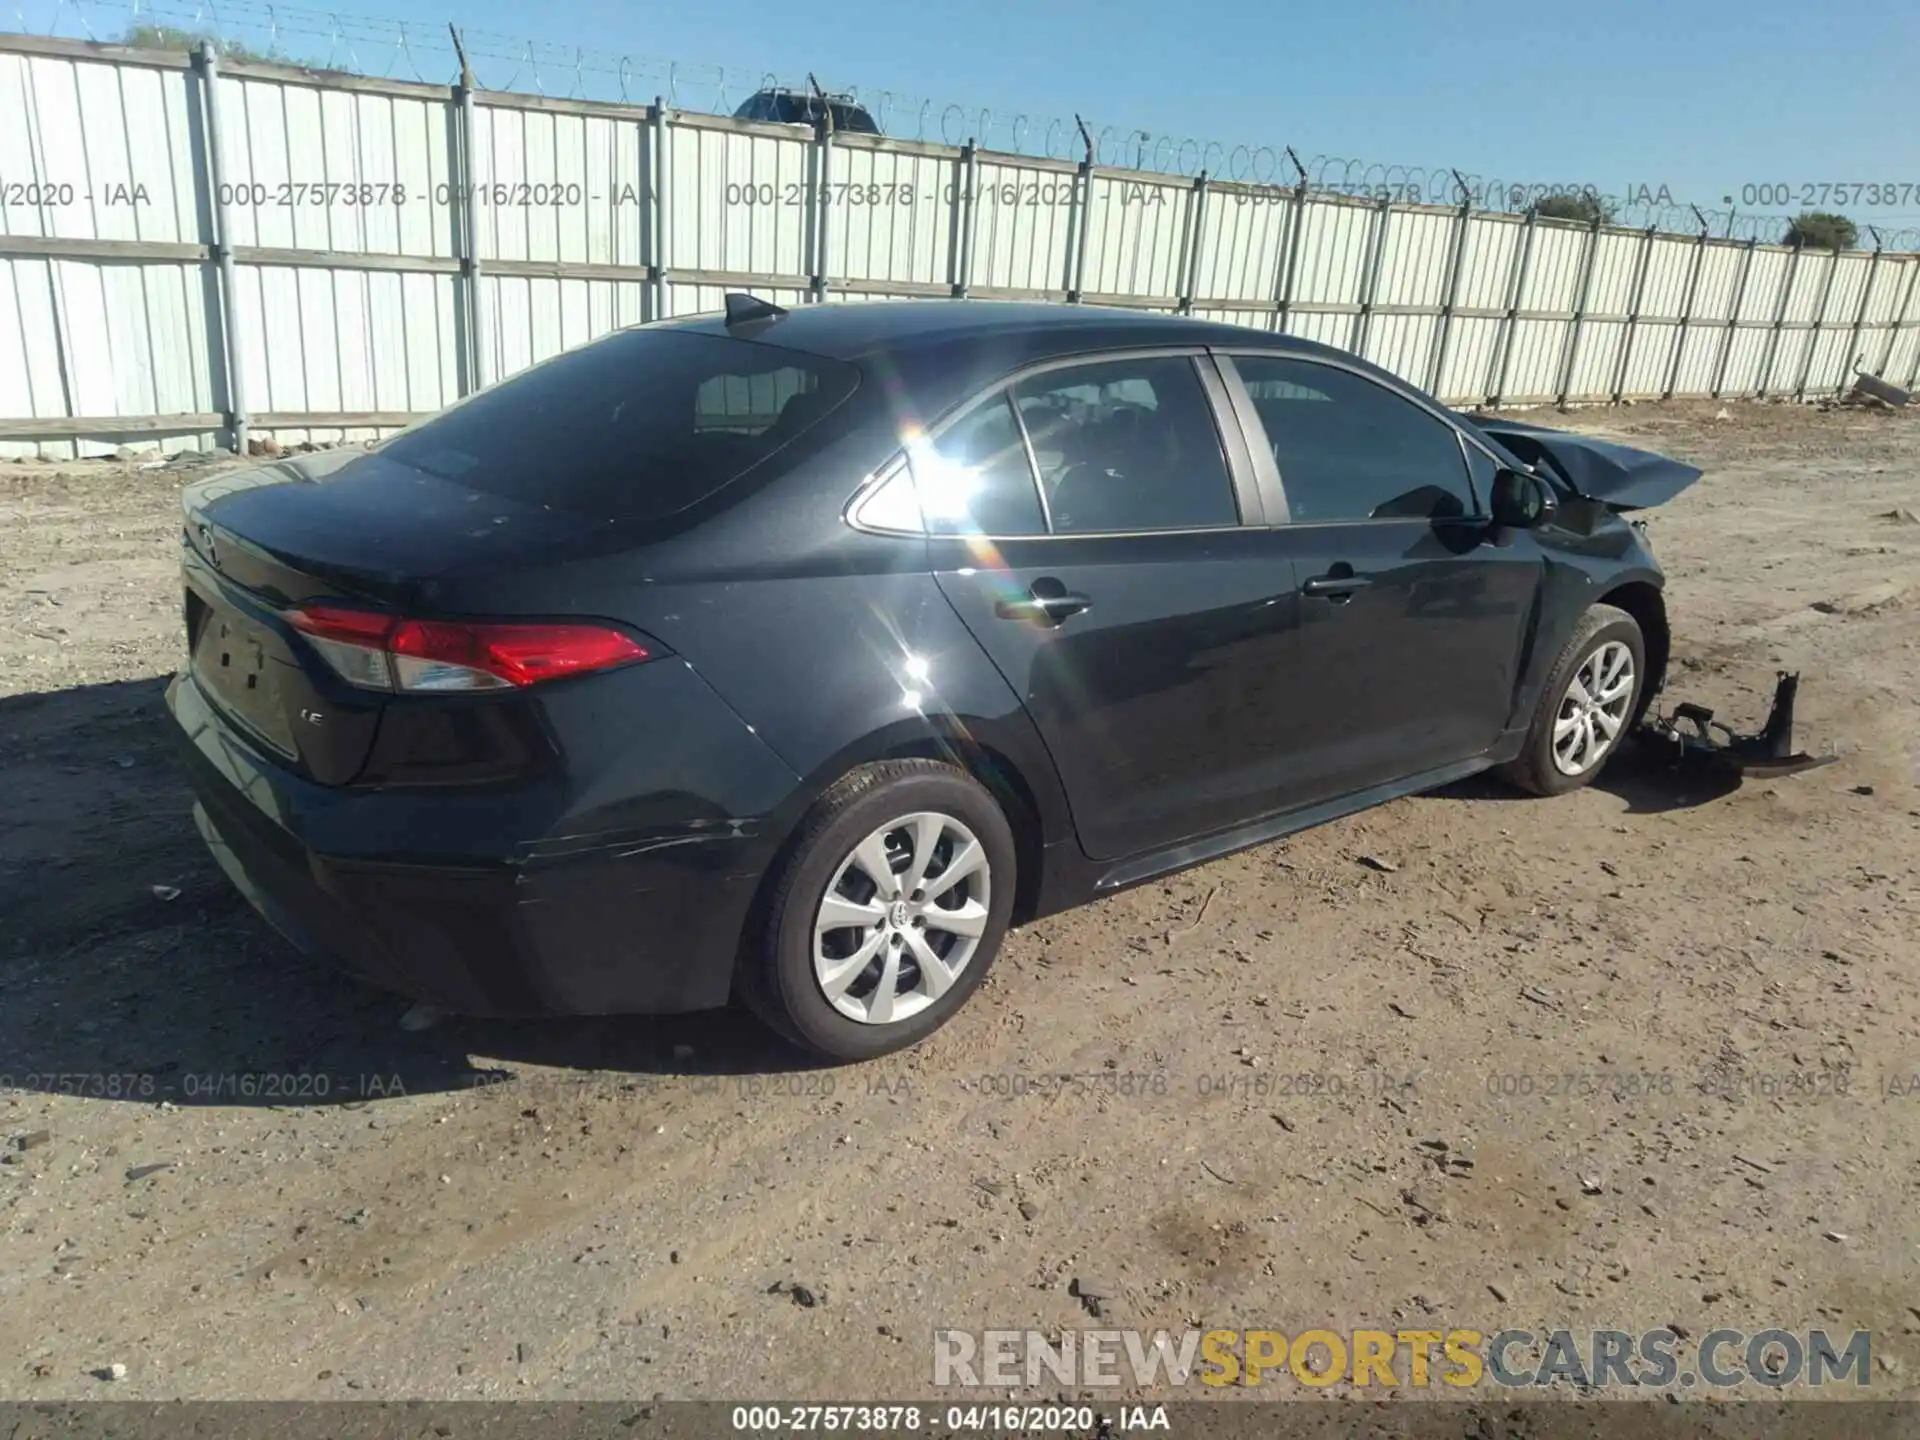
xmin=1635 ymin=671 xmax=1837 ymax=780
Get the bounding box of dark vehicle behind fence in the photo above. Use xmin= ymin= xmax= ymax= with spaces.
xmin=732 ymin=87 xmax=880 ymax=134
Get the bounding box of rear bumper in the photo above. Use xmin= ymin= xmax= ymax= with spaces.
xmin=166 ymin=667 xmax=798 ymax=1016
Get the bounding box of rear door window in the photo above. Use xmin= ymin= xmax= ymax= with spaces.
xmin=380 ymin=330 xmax=859 ymax=522
xmin=1013 ymin=356 xmax=1239 ymax=534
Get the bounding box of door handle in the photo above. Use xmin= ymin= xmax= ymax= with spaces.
xmin=1302 ymin=572 xmax=1372 ymax=599
xmin=995 ymin=584 xmax=1091 ymax=625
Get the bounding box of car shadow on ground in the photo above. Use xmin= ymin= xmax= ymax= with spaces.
xmin=0 ymin=676 xmax=819 ymax=1113
xmin=1433 ymin=742 xmax=1745 ymax=813
xmin=4 ymin=675 xmax=1750 ymax=1111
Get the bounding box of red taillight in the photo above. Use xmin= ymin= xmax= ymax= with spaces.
xmin=290 ymin=605 xmax=392 ymax=646
xmin=390 ymin=618 xmax=648 ymax=688
xmin=288 ymin=604 xmax=652 ymax=693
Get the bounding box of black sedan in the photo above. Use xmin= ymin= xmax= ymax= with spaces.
xmin=166 ymin=297 xmax=1697 ymax=1060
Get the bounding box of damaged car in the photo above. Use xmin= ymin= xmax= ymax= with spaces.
xmin=166 ymin=298 xmax=1708 ymax=1060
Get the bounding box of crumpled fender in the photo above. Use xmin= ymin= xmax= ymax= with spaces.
xmin=1464 ymin=416 xmax=1703 ymax=512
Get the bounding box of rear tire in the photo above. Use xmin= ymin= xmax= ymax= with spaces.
xmin=739 ymin=760 xmax=1017 ymax=1062
xmin=1498 ymin=603 xmax=1645 ymax=797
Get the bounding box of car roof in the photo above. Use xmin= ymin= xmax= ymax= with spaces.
xmin=748 ymin=86 xmax=862 ymax=101
xmin=655 ymin=299 xmax=1356 ymax=368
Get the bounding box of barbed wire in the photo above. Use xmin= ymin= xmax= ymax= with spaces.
xmin=15 ymin=0 xmax=1920 ymax=249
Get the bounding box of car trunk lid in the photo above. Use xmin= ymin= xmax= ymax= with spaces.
xmin=183 ymin=448 xmax=608 ymax=602
xmin=179 ymin=451 xmax=608 ymax=785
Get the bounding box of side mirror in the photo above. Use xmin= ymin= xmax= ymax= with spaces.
xmin=1490 ymin=467 xmax=1558 ymax=529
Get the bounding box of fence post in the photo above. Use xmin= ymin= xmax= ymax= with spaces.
xmin=1555 ymin=216 xmax=1602 ymax=407
xmin=1793 ymin=245 xmax=1842 ymax=400
xmin=1898 ymin=257 xmax=1920 ymax=391
xmin=1268 ymin=149 xmax=1311 ymax=334
xmin=1350 ymin=195 xmax=1393 ymax=359
xmin=1662 ymin=222 xmax=1711 ymax=400
xmin=1711 ymin=238 xmax=1759 ymax=399
xmin=1611 ymin=225 xmax=1658 ymax=402
xmin=648 ymin=99 xmax=669 ymax=322
xmin=192 ymin=43 xmax=247 ymax=455
xmin=1840 ymin=235 xmax=1882 ymax=391
xmin=1755 ymin=238 xmax=1803 ymax=400
xmin=1426 ymin=176 xmax=1473 ymax=399
xmin=1489 ymin=209 xmax=1537 ymax=407
xmin=1875 ymin=252 xmax=1916 ymax=379
xmin=809 ymin=120 xmax=835 ymax=303
xmin=947 ymin=141 xmax=977 ymax=298
xmin=1176 ymin=172 xmax=1208 ymax=316
xmin=1909 ymin=269 xmax=1920 ymax=390
xmin=1064 ymin=117 xmax=1095 ymax=302
xmin=451 ymin=79 xmax=486 ymax=391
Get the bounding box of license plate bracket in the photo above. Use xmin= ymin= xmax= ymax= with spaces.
xmin=192 ymin=604 xmax=297 ymax=756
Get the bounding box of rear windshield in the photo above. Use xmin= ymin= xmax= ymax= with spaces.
xmin=380 ymin=330 xmax=860 ymax=521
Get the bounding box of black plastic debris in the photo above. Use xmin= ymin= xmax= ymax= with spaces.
xmin=1635 ymin=671 xmax=1837 ymax=780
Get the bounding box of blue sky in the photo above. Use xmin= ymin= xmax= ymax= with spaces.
xmin=58 ymin=0 xmax=1920 ymax=226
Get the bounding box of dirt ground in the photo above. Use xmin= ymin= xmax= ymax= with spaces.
xmin=0 ymin=400 xmax=1916 ymax=1405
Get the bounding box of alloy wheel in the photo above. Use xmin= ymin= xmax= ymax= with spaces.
xmin=812 ymin=811 xmax=993 ymax=1026
xmin=1552 ymin=639 xmax=1635 ymax=776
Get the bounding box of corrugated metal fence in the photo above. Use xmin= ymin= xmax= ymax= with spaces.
xmin=5 ymin=32 xmax=1920 ymax=458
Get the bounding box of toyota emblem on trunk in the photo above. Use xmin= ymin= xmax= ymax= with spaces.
xmin=199 ymin=524 xmax=219 ymax=569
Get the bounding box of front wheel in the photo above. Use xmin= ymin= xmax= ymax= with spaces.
xmin=1499 ymin=603 xmax=1645 ymax=797
xmin=739 ymin=760 xmax=1017 ymax=1061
